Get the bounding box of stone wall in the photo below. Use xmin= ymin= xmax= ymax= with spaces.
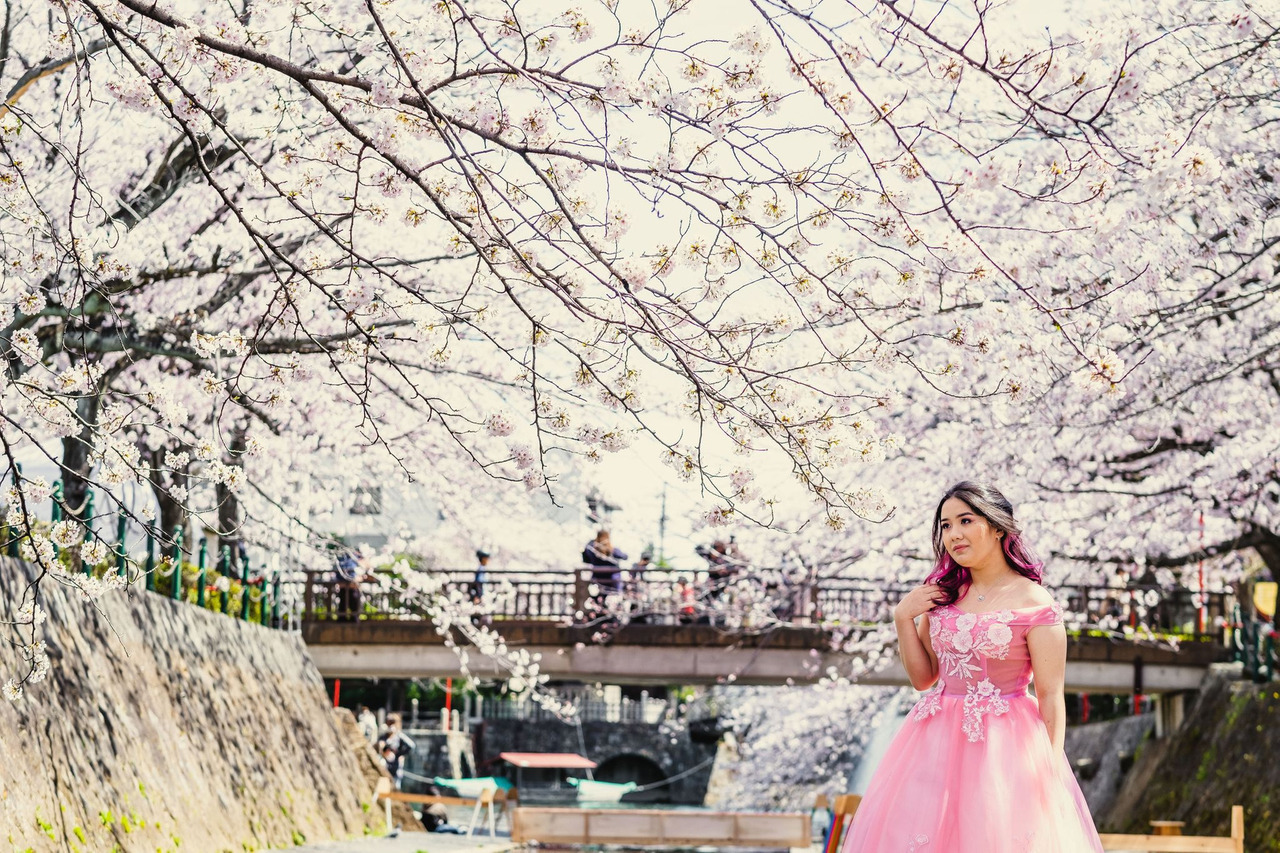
xmin=1063 ymin=712 xmax=1155 ymax=818
xmin=0 ymin=557 xmax=386 ymax=852
xmin=1103 ymin=664 xmax=1277 ymax=850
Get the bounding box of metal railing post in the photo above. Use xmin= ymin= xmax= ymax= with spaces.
xmin=50 ymin=481 xmax=63 ymax=558
xmin=572 ymin=569 xmax=590 ymax=621
xmin=260 ymin=565 xmax=271 ymax=626
xmin=220 ymin=546 xmax=231 ymax=614
xmin=272 ymin=571 xmax=281 ymax=628
xmin=115 ymin=510 xmax=127 ymax=576
xmin=169 ymin=525 xmax=183 ymax=601
xmin=304 ymin=571 xmax=315 ymax=621
xmin=240 ymin=556 xmax=251 ymax=620
xmin=145 ymin=530 xmax=156 ymax=591
xmin=82 ymin=490 xmax=95 ymax=576
xmin=196 ymin=539 xmax=208 ymax=608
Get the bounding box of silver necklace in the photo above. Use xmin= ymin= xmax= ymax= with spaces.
xmin=973 ymin=578 xmax=1012 ymax=602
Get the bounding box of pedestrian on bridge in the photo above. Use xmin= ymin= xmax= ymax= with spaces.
xmin=334 ymin=548 xmax=363 ymax=621
xmin=582 ymin=530 xmax=627 ymax=593
xmin=840 ymin=481 xmax=1104 ymax=853
xmin=471 ymin=549 xmax=491 ymax=603
xmin=695 ymin=538 xmax=748 ymax=622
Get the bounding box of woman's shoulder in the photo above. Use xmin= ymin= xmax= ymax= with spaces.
xmin=1002 ymin=576 xmax=1051 ymax=607
xmin=1008 ymin=581 xmax=1063 ymax=625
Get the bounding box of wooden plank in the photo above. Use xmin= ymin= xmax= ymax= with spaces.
xmin=580 ymin=811 xmax=665 ymax=844
xmin=734 ymin=813 xmax=810 ymax=845
xmin=543 ymin=809 xmax=591 ymax=843
xmin=383 ymin=793 xmax=477 ymax=807
xmin=510 ymin=807 xmax=808 ymax=848
xmin=378 ymin=789 xmax=515 ymax=809
xmin=659 ymin=811 xmax=736 ymax=843
xmin=511 ymin=809 xmax=588 ymax=844
xmin=1098 ymin=833 xmax=1235 ymax=852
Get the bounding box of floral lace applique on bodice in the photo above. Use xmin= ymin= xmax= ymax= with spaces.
xmin=909 ymin=601 xmax=1063 ymax=742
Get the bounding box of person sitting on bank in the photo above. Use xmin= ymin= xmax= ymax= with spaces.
xmin=376 ymin=713 xmax=415 ymax=788
xmin=357 ymin=705 xmax=378 ymax=744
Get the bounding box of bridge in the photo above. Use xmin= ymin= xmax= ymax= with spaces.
xmin=298 ymin=569 xmax=1233 ymax=693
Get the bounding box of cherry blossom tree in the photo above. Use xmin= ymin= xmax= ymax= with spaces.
xmin=707 ymin=682 xmax=898 ymax=811
xmin=724 ymin=0 xmax=1280 ymax=589
xmin=0 ymin=0 xmax=1276 ymax=702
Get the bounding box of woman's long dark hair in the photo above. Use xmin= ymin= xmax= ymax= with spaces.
xmin=924 ymin=481 xmax=1044 ymax=606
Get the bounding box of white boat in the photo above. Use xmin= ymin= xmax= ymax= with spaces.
xmin=567 ymin=777 xmax=639 ymax=802
xmin=431 ymin=776 xmax=511 ymax=798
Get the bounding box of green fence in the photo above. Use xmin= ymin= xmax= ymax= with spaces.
xmin=2 ymin=481 xmax=286 ymax=630
xmin=1230 ymin=604 xmax=1278 ymax=682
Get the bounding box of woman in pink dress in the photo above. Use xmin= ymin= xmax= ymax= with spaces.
xmin=843 ymin=481 xmax=1104 ymax=853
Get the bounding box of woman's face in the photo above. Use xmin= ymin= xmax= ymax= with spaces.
xmin=938 ymin=496 xmax=1005 ymax=569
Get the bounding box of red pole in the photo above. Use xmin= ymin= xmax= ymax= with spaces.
xmin=1197 ymin=511 xmax=1206 ymax=635
xmin=333 ymin=678 xmax=341 ymax=708
xmin=445 ymin=677 xmax=453 ymax=731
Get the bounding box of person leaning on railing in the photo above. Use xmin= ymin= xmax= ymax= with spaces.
xmin=695 ymin=539 xmax=749 ymax=612
xmin=582 ymin=530 xmax=627 ymax=594
xmin=334 ymin=549 xmax=363 ymax=621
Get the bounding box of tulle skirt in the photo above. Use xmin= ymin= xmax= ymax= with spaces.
xmin=842 ymin=692 xmax=1104 ymax=853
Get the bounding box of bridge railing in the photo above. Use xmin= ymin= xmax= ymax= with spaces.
xmin=480 ymin=694 xmax=669 ymax=724
xmin=303 ymin=569 xmax=578 ymax=622
xmin=298 ymin=568 xmax=1234 ymax=641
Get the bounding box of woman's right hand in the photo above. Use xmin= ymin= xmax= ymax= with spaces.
xmin=893 ymin=583 xmax=943 ymax=622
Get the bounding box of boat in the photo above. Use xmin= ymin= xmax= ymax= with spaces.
xmin=567 ymin=777 xmax=639 ymax=802
xmin=497 ymin=751 xmax=598 ymax=805
xmin=431 ymin=775 xmax=513 ymax=798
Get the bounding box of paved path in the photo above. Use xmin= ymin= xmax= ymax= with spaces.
xmin=293 ymin=831 xmax=515 ymax=853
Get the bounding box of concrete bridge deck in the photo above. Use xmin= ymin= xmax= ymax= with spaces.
xmin=297 ymin=570 xmax=1234 ymax=692
xmin=303 ymin=620 xmax=1228 ymax=692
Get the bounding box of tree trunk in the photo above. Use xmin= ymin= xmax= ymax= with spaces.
xmin=1252 ymin=526 xmax=1280 ymax=579
xmin=144 ymin=444 xmax=192 ymax=558
xmin=59 ymin=391 xmax=102 ymax=525
xmin=217 ymin=428 xmax=247 ymax=574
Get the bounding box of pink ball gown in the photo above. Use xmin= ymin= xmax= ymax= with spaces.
xmin=842 ymin=601 xmax=1104 ymax=853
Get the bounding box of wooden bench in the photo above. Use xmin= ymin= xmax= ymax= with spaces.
xmin=373 ymin=778 xmax=518 ymax=836
xmin=1099 ymin=806 xmax=1243 ymax=853
xmin=511 ymin=806 xmax=810 ymax=849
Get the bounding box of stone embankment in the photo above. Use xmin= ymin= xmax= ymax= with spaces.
xmin=1064 ymin=713 xmax=1154 ymax=819
xmin=0 ymin=556 xmax=389 ymax=852
xmin=1102 ymin=664 xmax=1279 ymax=850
